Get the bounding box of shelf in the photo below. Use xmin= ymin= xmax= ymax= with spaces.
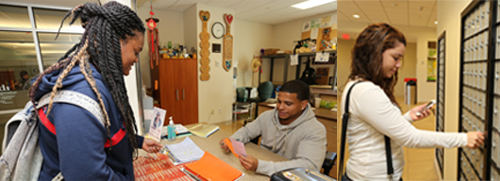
xmin=311 ymin=88 xmax=337 ymax=96
xmin=258 ymin=50 xmax=336 ymax=91
xmin=260 ymin=50 xmax=337 ymax=59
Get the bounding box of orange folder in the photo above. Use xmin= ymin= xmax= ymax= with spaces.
xmin=184 ymin=151 xmax=243 ymax=181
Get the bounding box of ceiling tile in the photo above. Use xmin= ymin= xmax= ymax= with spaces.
xmin=381 ymin=0 xmax=409 ymax=9
xmin=337 ymin=11 xmax=351 ymax=21
xmin=205 ymin=0 xmax=242 ymax=8
xmin=229 ymin=0 xmax=271 ymax=12
xmin=8 ymin=0 xmax=337 ymax=25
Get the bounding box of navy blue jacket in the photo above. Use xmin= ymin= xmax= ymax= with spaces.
xmin=34 ymin=64 xmax=144 ymax=180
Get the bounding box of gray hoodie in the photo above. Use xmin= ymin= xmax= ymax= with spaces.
xmin=230 ymin=104 xmax=327 ymax=176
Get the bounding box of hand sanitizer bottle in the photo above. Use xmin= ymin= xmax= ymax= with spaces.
xmin=167 ymin=116 xmax=176 ymax=141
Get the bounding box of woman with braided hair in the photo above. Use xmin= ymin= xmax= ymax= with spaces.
xmin=30 ymin=2 xmax=162 ymax=180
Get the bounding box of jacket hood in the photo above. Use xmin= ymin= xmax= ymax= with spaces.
xmin=33 ymin=64 xmax=103 ymax=101
xmin=271 ymin=103 xmax=315 ymax=130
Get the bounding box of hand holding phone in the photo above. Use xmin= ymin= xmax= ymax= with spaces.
xmin=416 ymin=100 xmax=436 ymax=117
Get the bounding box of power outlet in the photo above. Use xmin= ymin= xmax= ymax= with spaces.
xmin=211 ymin=109 xmax=214 ymax=114
xmin=219 ymin=109 xmax=222 ymax=114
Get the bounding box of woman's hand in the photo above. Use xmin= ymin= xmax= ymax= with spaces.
xmin=409 ymin=103 xmax=433 ymax=121
xmin=142 ymin=138 xmax=163 ymax=153
xmin=466 ymin=132 xmax=484 ymax=149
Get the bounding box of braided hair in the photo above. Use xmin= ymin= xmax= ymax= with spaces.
xmin=29 ymin=1 xmax=145 ymax=157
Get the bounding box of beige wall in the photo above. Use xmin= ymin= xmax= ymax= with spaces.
xmin=437 ymin=0 xmax=471 ymax=180
xmin=233 ymin=21 xmax=274 ymax=87
xmin=397 ymin=43 xmax=417 ymax=97
xmin=184 ymin=3 xmax=235 ymax=124
xmin=137 ymin=7 xmax=186 ymax=89
xmin=336 ymin=39 xmax=352 ymax=92
xmin=136 ymin=5 xmax=336 ymax=124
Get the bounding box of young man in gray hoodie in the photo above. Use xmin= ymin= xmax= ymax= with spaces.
xmin=220 ymin=80 xmax=327 ymax=176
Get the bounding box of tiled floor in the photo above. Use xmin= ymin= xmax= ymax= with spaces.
xmin=218 ymin=100 xmax=441 ymax=180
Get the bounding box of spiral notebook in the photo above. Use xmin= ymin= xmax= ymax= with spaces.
xmin=183 ymin=151 xmax=243 ymax=181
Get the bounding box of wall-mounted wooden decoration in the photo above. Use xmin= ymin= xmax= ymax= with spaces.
xmin=223 ymin=14 xmax=233 ymax=72
xmin=199 ymin=10 xmax=211 ymax=81
xmin=212 ymin=43 xmax=221 ymax=53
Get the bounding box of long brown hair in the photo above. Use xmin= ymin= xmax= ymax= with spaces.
xmin=349 ymin=23 xmax=406 ymax=105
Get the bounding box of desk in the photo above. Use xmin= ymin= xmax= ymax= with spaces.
xmin=233 ymin=102 xmax=252 ymax=122
xmin=136 ymin=129 xmax=288 ymax=180
xmin=257 ymin=102 xmax=337 ymax=179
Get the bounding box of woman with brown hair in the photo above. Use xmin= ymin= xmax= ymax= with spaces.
xmin=340 ymin=23 xmax=484 ymax=180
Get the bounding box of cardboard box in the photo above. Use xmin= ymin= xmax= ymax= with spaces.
xmin=263 ymin=49 xmax=280 ymax=55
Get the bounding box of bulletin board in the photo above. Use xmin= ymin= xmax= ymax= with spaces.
xmin=300 ymin=15 xmax=336 ymax=51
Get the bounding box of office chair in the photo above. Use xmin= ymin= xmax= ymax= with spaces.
xmin=322 ymin=151 xmax=336 ymax=176
xmin=246 ymin=81 xmax=274 ymax=124
xmin=234 ymin=87 xmax=255 ymax=122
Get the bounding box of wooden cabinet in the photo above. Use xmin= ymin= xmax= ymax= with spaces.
xmin=317 ymin=117 xmax=337 ymax=179
xmin=157 ymin=58 xmax=198 ymax=125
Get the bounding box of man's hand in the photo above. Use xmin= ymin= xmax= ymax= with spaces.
xmin=142 ymin=138 xmax=162 ymax=153
xmin=466 ymin=132 xmax=485 ymax=149
xmin=219 ymin=138 xmax=230 ymax=153
xmin=239 ymin=155 xmax=258 ymax=172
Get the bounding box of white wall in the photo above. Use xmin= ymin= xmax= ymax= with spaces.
xmin=437 ymin=1 xmax=471 ymax=180
xmin=188 ymin=3 xmax=235 ymax=124
xmin=137 ymin=7 xmax=185 ymax=88
xmin=184 ymin=5 xmax=197 ymax=56
xmin=233 ymin=20 xmax=274 ymax=87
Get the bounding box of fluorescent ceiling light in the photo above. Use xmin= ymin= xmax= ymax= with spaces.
xmin=292 ymin=0 xmax=336 ymax=10
xmin=353 ymin=14 xmax=360 ymax=18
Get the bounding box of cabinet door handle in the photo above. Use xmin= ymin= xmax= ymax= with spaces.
xmin=176 ymin=89 xmax=179 ymax=101
xmin=183 ymin=89 xmax=185 ymax=100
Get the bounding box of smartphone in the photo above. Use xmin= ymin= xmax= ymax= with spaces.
xmin=416 ymin=100 xmax=436 ymax=117
xmin=422 ymin=99 xmax=436 ymax=111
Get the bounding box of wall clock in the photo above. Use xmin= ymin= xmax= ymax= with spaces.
xmin=211 ymin=22 xmax=225 ymax=39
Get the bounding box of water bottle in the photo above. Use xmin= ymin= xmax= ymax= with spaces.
xmin=167 ymin=116 xmax=176 ymax=141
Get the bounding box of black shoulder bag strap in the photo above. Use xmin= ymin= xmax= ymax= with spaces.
xmin=339 ymin=81 xmax=395 ymax=180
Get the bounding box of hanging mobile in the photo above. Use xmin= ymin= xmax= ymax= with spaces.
xmin=146 ymin=0 xmax=159 ymax=69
